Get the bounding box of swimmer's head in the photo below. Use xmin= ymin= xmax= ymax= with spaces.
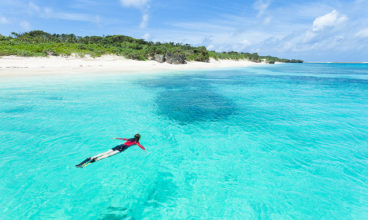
xmin=134 ymin=134 xmax=141 ymax=141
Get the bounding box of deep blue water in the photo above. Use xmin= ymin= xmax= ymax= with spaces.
xmin=1 ymin=63 xmax=368 ymax=219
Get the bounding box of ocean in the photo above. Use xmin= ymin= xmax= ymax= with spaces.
xmin=1 ymin=63 xmax=368 ymax=219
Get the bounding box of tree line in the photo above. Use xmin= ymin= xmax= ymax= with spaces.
xmin=0 ymin=30 xmax=303 ymax=63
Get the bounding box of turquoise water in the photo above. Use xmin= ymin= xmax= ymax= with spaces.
xmin=1 ymin=63 xmax=368 ymax=219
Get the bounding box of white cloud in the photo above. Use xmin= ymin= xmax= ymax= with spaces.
xmin=71 ymin=0 xmax=101 ymax=8
xmin=355 ymin=28 xmax=368 ymax=38
xmin=206 ymin=44 xmax=215 ymax=50
xmin=0 ymin=16 xmax=9 ymax=24
xmin=143 ymin=33 xmax=150 ymax=40
xmin=120 ymin=0 xmax=149 ymax=9
xmin=302 ymin=30 xmax=316 ymax=42
xmin=120 ymin=0 xmax=150 ymax=28
xmin=44 ymin=7 xmax=99 ymax=22
xmin=201 ymin=31 xmax=266 ymax=52
xmin=263 ymin=16 xmax=271 ymax=24
xmin=253 ymin=0 xmax=271 ymax=16
xmin=140 ymin=13 xmax=149 ymax=28
xmin=28 ymin=2 xmax=40 ymax=12
xmin=170 ymin=21 xmax=234 ymax=32
xmin=28 ymin=2 xmax=100 ymax=23
xmin=312 ymin=10 xmax=347 ymax=32
xmin=159 ymin=4 xmax=352 ymax=59
xmin=241 ymin=39 xmax=251 ymax=48
xmin=20 ymin=21 xmax=31 ymax=30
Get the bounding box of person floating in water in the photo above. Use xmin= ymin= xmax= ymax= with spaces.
xmin=76 ymin=134 xmax=145 ymax=168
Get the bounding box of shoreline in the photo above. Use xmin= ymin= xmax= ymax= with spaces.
xmin=0 ymin=55 xmax=263 ymax=78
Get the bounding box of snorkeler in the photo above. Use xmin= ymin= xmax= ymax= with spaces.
xmin=76 ymin=134 xmax=145 ymax=168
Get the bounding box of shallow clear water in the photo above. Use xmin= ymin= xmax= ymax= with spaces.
xmin=1 ymin=63 xmax=368 ymax=219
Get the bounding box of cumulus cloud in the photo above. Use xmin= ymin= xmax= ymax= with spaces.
xmin=120 ymin=0 xmax=150 ymax=29
xmin=253 ymin=0 xmax=272 ymax=16
xmin=153 ymin=1 xmax=367 ymax=61
xmin=120 ymin=0 xmax=149 ymax=9
xmin=312 ymin=10 xmax=347 ymax=32
xmin=140 ymin=13 xmax=149 ymax=28
xmin=355 ymin=28 xmax=368 ymax=38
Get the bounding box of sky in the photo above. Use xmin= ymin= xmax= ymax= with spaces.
xmin=1 ymin=0 xmax=368 ymax=62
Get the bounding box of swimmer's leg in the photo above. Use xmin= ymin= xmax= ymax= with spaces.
xmin=75 ymin=149 xmax=114 ymax=167
xmin=91 ymin=150 xmax=113 ymax=159
xmin=93 ymin=150 xmax=120 ymax=162
xmin=75 ymin=157 xmax=92 ymax=167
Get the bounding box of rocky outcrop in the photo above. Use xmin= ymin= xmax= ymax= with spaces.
xmin=165 ymin=52 xmax=186 ymax=64
xmin=153 ymin=52 xmax=187 ymax=64
xmin=261 ymin=59 xmax=275 ymax=64
xmin=154 ymin=54 xmax=165 ymax=63
xmin=45 ymin=50 xmax=57 ymax=56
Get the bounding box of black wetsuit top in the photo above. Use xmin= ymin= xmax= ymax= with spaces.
xmin=112 ymin=144 xmax=130 ymax=152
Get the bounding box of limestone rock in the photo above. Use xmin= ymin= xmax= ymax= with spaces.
xmin=165 ymin=52 xmax=186 ymax=64
xmin=154 ymin=54 xmax=165 ymax=63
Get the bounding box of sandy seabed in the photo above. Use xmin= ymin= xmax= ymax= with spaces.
xmin=0 ymin=55 xmax=262 ymax=77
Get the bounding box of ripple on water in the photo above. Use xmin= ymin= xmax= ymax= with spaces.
xmin=2 ymin=106 xmax=33 ymax=114
xmin=145 ymin=171 xmax=177 ymax=206
xmin=45 ymin=96 xmax=63 ymax=101
xmin=1 ymin=64 xmax=368 ymax=219
xmin=99 ymin=213 xmax=128 ymax=220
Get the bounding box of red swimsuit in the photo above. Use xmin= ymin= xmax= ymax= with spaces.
xmin=112 ymin=138 xmax=145 ymax=152
xmin=122 ymin=138 xmax=145 ymax=150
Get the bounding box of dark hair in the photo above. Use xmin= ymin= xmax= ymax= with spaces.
xmin=134 ymin=134 xmax=141 ymax=141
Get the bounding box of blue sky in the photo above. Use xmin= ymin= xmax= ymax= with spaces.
xmin=1 ymin=0 xmax=368 ymax=62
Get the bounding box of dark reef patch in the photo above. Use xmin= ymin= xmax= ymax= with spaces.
xmin=139 ymin=74 xmax=237 ymax=124
xmin=156 ymin=89 xmax=236 ymax=123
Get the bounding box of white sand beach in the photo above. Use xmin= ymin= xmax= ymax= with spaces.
xmin=0 ymin=55 xmax=262 ymax=77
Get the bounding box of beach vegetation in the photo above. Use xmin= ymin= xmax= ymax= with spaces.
xmin=0 ymin=31 xmax=303 ymax=63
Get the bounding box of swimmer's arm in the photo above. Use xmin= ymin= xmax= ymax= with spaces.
xmin=137 ymin=142 xmax=146 ymax=151
xmin=112 ymin=138 xmax=129 ymax=140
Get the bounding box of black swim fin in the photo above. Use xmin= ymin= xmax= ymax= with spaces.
xmin=75 ymin=157 xmax=91 ymax=168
